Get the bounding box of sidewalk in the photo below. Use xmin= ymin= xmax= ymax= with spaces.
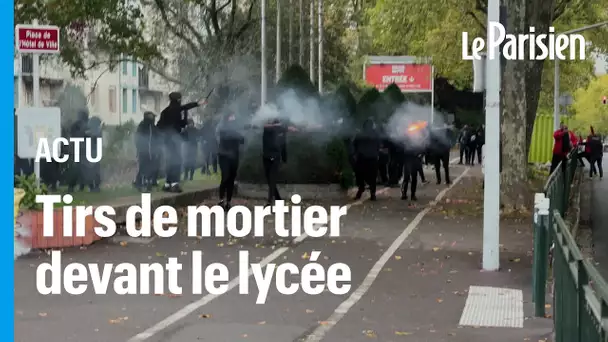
xmin=14 ymin=164 xmax=553 ymax=342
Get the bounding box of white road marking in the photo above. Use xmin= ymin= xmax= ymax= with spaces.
xmin=458 ymin=286 xmax=524 ymax=328
xmin=126 ymin=187 xmax=391 ymax=342
xmin=303 ymin=166 xmax=471 ymax=341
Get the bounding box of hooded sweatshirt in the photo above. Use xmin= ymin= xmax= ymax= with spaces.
xmin=353 ymin=119 xmax=381 ymax=160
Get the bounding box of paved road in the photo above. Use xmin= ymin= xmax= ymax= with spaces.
xmin=590 ymin=153 xmax=608 ymax=278
xmin=15 ymin=162 xmax=551 ymax=342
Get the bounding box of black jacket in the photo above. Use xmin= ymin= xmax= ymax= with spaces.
xmin=353 ymin=120 xmax=381 ymax=160
xmin=157 ymin=101 xmax=199 ymax=134
xmin=216 ymin=121 xmax=245 ymax=160
xmin=263 ymin=122 xmax=288 ymax=160
xmin=588 ymin=135 xmax=603 ymax=158
xmin=135 ymin=118 xmax=160 ymax=158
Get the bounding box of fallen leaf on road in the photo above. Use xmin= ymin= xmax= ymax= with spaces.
xmin=395 ymin=331 xmax=413 ymax=336
xmin=362 ymin=329 xmax=376 ymax=337
xmin=257 ymin=321 xmax=266 ymax=325
xmin=217 ymin=243 xmax=224 ymax=247
xmin=319 ymin=321 xmax=330 ymax=325
xmin=395 ymin=256 xmax=402 ymax=260
xmin=512 ymin=258 xmax=521 ymax=263
xmin=155 ymin=252 xmax=166 ymax=257
xmin=199 ymin=314 xmax=212 ymax=318
xmin=306 ymin=309 xmax=314 ymax=313
xmin=109 ymin=317 xmax=128 ymax=324
xmin=302 ymin=252 xmax=310 ymax=259
xmin=432 ymin=247 xmax=440 ymax=252
xmin=468 ymin=252 xmax=473 ymax=255
xmin=384 ymin=268 xmax=392 ymax=272
xmin=545 ymin=304 xmax=551 ymax=309
xmin=38 ymin=312 xmax=47 ymax=317
xmin=437 ymin=298 xmax=444 ymax=303
xmin=242 ymin=334 xmax=248 ymax=338
xmin=120 ymin=241 xmax=128 ymax=247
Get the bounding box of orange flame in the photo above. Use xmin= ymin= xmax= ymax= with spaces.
xmin=407 ymin=121 xmax=428 ymax=132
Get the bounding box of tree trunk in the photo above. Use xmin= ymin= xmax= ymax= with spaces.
xmin=500 ymin=0 xmax=531 ymax=211
xmin=523 ymin=0 xmax=555 ymax=157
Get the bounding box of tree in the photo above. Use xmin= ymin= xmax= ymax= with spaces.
xmin=570 ymin=75 xmax=608 ymax=135
xmin=15 ymin=0 xmax=161 ymax=78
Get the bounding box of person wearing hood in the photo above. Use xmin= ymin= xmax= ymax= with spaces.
xmin=352 ymin=118 xmax=381 ymax=201
xmin=200 ymin=119 xmax=218 ymax=175
xmin=156 ymin=92 xmax=206 ymax=192
xmin=182 ymin=118 xmax=199 ymax=181
xmin=587 ymin=126 xmax=603 ymax=179
xmin=84 ymin=116 xmax=103 ymax=192
xmin=401 ymin=121 xmax=430 ymax=201
xmin=262 ymin=117 xmax=298 ymax=206
xmin=66 ymin=109 xmax=90 ymax=192
xmin=135 ymin=111 xmax=160 ymax=191
xmin=457 ymin=125 xmax=470 ymax=164
xmin=216 ymin=113 xmax=245 ymax=209
xmin=428 ymin=124 xmax=453 ymax=184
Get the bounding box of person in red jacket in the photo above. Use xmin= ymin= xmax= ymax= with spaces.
xmin=551 ymin=122 xmax=577 ymax=173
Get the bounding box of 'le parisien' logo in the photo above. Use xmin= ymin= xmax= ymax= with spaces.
xmin=462 ymin=21 xmax=586 ymax=60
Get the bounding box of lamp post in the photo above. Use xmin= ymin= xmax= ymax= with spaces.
xmin=553 ymin=21 xmax=608 ymax=130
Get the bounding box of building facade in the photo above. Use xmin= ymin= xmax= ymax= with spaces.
xmin=14 ymin=54 xmax=177 ymax=126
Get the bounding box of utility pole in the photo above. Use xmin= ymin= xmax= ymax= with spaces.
xmin=276 ymin=0 xmax=282 ymax=83
xmin=483 ymin=0 xmax=501 ymax=271
xmin=317 ymin=0 xmax=323 ymax=93
xmin=289 ymin=0 xmax=293 ymax=65
xmin=261 ymin=0 xmax=267 ymax=103
xmin=299 ymin=0 xmax=304 ymax=65
xmin=309 ymin=0 xmax=315 ymax=81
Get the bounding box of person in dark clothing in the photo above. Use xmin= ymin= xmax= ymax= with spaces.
xmin=550 ymin=122 xmax=576 ymax=173
xmin=401 ymin=121 xmax=430 ymax=201
xmin=67 ymin=110 xmax=89 ymax=192
xmin=262 ymin=118 xmax=298 ymax=206
xmin=216 ymin=113 xmax=245 ymax=209
xmin=156 ymin=92 xmax=205 ymax=192
xmin=387 ymin=139 xmax=404 ymax=187
xmin=135 ymin=111 xmax=160 ymax=191
xmin=465 ymin=127 xmax=478 ymax=165
xmin=182 ymin=119 xmax=199 ymax=181
xmin=428 ymin=125 xmax=453 ymax=184
xmin=416 ymin=154 xmax=428 ymax=184
xmin=84 ymin=117 xmax=103 ymax=192
xmin=458 ymin=125 xmax=470 ymax=164
xmin=353 ymin=118 xmax=381 ymax=201
xmin=475 ymin=125 xmax=485 ymax=164
xmin=377 ymin=138 xmax=389 ymax=185
xmin=200 ymin=120 xmax=219 ymax=175
xmin=587 ymin=127 xmax=603 ymax=179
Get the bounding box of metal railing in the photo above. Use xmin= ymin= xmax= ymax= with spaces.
xmin=532 ymin=150 xmax=608 ymax=341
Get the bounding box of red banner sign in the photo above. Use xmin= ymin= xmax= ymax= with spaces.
xmin=15 ymin=24 xmax=60 ymax=54
xmin=365 ymin=64 xmax=432 ymax=91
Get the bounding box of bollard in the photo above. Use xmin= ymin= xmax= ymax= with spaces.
xmin=533 ymin=192 xmax=550 ymax=317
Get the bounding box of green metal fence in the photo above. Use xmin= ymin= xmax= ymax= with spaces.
xmin=532 ymin=151 xmax=608 ymax=341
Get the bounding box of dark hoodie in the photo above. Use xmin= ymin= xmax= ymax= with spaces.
xmin=157 ymin=92 xmax=200 ymax=134
xmin=216 ymin=116 xmax=245 ymax=160
xmin=353 ymin=119 xmax=381 ymax=160
xmin=262 ymin=118 xmax=288 ymax=160
xmin=587 ymin=127 xmax=603 ymax=158
xmin=136 ymin=112 xmax=159 ymax=158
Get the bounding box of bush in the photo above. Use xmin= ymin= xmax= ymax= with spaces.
xmin=238 ymin=65 xmax=354 ymax=189
xmin=15 ymin=174 xmax=48 ymax=210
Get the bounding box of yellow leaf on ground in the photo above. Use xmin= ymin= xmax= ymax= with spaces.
xmin=395 ymin=256 xmax=402 ymax=260
xmin=437 ymin=298 xmax=444 ymax=303
xmin=38 ymin=312 xmax=47 ymax=317
xmin=120 ymin=241 xmax=128 ymax=247
xmin=395 ymin=331 xmax=413 ymax=335
xmin=432 ymin=247 xmax=440 ymax=252
xmin=199 ymin=314 xmax=212 ymax=318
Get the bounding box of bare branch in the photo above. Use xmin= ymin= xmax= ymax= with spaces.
xmin=466 ymin=11 xmax=487 ymax=31
xmin=153 ymin=0 xmax=200 ymax=54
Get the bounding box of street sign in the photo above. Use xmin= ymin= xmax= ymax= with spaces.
xmin=16 ymin=107 xmax=62 ymax=159
xmin=15 ymin=24 xmax=60 ymax=54
xmin=364 ymin=63 xmax=432 ymax=92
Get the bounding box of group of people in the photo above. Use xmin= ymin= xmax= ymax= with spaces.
xmin=13 ymin=109 xmax=103 ymax=192
xmin=552 ymin=122 xmax=603 ymax=178
xmin=457 ymin=124 xmax=485 ymax=166
xmin=349 ymin=118 xmax=455 ymax=202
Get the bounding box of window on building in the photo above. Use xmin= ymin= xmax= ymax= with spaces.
xmin=122 ymin=61 xmax=128 ymax=75
xmin=122 ymin=88 xmax=128 ymax=113
xmin=154 ymin=95 xmax=161 ymax=112
xmin=132 ymin=89 xmax=137 ymax=113
xmin=109 ymin=86 xmax=116 ymax=113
